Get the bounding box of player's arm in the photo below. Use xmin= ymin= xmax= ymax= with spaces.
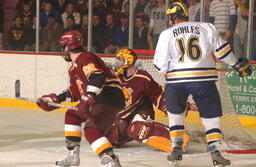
xmin=210 ymin=24 xmax=252 ymax=77
xmin=81 ymin=56 xmax=107 ymax=97
xmin=144 ymin=73 xmax=167 ymax=113
xmin=153 ymin=30 xmax=171 ymax=74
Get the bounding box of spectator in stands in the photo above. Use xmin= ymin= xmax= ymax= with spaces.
xmin=105 ymin=12 xmax=129 ymax=54
xmin=80 ymin=13 xmax=88 ymax=50
xmin=40 ymin=1 xmax=62 ymax=28
xmin=134 ymin=0 xmax=150 ymax=17
xmin=8 ymin=16 xmax=26 ymax=51
xmin=147 ymin=0 xmax=166 ymax=49
xmin=133 ymin=15 xmax=149 ymax=49
xmin=61 ymin=2 xmax=81 ymax=29
xmin=233 ymin=0 xmax=248 ymax=58
xmin=193 ymin=0 xmax=211 ymax=22
xmin=209 ymin=0 xmax=237 ymax=44
xmin=63 ymin=15 xmax=80 ymax=32
xmin=41 ymin=14 xmax=63 ymax=51
xmin=104 ymin=13 xmax=119 ymax=53
xmin=52 ymin=0 xmax=71 ymax=14
xmin=24 ymin=16 xmax=36 ymax=51
xmin=93 ymin=0 xmax=108 ymax=19
xmin=121 ymin=0 xmax=129 ymax=15
xmin=0 ymin=1 xmax=4 ymax=50
xmin=73 ymin=0 xmax=88 ymax=15
xmin=106 ymin=0 xmax=123 ymax=22
xmin=91 ymin=13 xmax=107 ymax=53
xmin=188 ymin=0 xmax=200 ymax=21
xmin=16 ymin=2 xmax=35 ymax=28
xmin=16 ymin=0 xmax=36 ymax=12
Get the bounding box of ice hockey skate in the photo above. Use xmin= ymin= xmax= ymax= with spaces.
xmin=167 ymin=147 xmax=182 ymax=167
xmin=100 ymin=153 xmax=121 ymax=167
xmin=211 ymin=150 xmax=231 ymax=167
xmin=56 ymin=145 xmax=80 ymax=167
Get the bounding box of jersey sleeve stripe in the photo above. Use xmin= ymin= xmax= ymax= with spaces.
xmin=216 ymin=44 xmax=231 ymax=58
xmin=216 ymin=42 xmax=229 ymax=52
xmin=218 ymin=49 xmax=232 ymax=60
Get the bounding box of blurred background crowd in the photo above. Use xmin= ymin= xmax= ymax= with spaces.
xmin=0 ymin=0 xmax=255 ymax=60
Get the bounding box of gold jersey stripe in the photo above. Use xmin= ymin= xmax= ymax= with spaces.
xmin=165 ymin=71 xmax=217 ymax=78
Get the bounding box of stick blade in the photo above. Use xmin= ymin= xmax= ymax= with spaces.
xmin=15 ymin=80 xmax=20 ymax=98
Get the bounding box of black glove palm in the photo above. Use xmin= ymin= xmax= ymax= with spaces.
xmin=232 ymin=58 xmax=252 ymax=77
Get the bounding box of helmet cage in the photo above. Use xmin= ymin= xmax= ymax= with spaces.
xmin=115 ymin=49 xmax=137 ymax=73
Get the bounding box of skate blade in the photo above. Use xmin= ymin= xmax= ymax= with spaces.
xmin=168 ymin=160 xmax=180 ymax=167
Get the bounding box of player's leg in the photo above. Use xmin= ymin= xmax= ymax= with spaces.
xmin=191 ymin=81 xmax=231 ymax=166
xmin=165 ymin=83 xmax=189 ymax=165
xmin=106 ymin=116 xmax=132 ymax=148
xmin=84 ymin=104 xmax=122 ymax=167
xmin=56 ymin=109 xmax=83 ymax=167
xmin=126 ymin=113 xmax=171 ymax=152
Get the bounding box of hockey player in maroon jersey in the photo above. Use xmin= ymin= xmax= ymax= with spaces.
xmin=36 ymin=30 xmax=125 ymax=167
xmin=106 ymin=49 xmax=190 ymax=152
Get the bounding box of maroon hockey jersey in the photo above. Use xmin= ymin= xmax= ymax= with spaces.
xmin=68 ymin=51 xmax=125 ymax=108
xmin=118 ymin=69 xmax=166 ymax=118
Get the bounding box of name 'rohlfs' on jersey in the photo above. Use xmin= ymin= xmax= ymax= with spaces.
xmin=153 ymin=22 xmax=238 ymax=83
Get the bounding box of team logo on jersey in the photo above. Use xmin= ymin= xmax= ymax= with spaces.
xmin=122 ymin=87 xmax=133 ymax=106
xmin=83 ymin=63 xmax=98 ymax=77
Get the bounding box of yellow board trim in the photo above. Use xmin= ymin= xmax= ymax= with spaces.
xmin=1 ymin=99 xmax=256 ymax=130
xmin=0 ymin=98 xmax=77 ymax=111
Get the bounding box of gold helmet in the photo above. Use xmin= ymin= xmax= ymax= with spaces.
xmin=115 ymin=49 xmax=137 ymax=73
xmin=166 ymin=1 xmax=188 ymax=24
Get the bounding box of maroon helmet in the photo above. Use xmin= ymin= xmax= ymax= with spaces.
xmin=59 ymin=30 xmax=83 ymax=62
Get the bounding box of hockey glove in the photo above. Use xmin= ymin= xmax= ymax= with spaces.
xmin=77 ymin=95 xmax=96 ymax=120
xmin=37 ymin=93 xmax=60 ymax=111
xmin=232 ymin=58 xmax=252 ymax=77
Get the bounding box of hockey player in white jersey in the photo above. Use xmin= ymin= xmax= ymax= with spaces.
xmin=153 ymin=1 xmax=252 ymax=167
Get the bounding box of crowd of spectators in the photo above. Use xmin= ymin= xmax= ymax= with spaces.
xmin=0 ymin=0 xmax=255 ymax=60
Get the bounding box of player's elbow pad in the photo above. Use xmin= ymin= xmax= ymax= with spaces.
xmin=57 ymin=90 xmax=71 ymax=102
xmin=232 ymin=57 xmax=252 ymax=77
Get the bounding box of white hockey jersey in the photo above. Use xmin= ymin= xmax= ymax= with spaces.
xmin=153 ymin=22 xmax=238 ymax=83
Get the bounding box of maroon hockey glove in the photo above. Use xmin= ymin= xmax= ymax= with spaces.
xmin=77 ymin=95 xmax=96 ymax=120
xmin=37 ymin=93 xmax=60 ymax=112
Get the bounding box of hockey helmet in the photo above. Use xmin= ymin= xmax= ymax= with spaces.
xmin=59 ymin=30 xmax=83 ymax=62
xmin=115 ymin=49 xmax=137 ymax=73
xmin=166 ymin=1 xmax=188 ymax=25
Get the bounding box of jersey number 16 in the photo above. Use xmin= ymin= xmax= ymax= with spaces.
xmin=176 ymin=36 xmax=202 ymax=62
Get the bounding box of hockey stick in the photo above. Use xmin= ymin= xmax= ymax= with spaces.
xmin=15 ymin=80 xmax=77 ymax=110
xmin=217 ymin=67 xmax=256 ymax=72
